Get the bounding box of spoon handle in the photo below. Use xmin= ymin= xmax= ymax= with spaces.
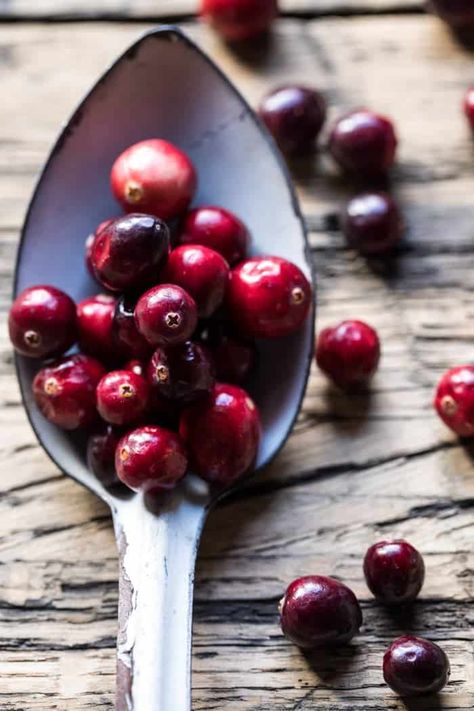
xmin=112 ymin=494 xmax=207 ymax=711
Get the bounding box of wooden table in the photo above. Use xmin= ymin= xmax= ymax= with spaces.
xmin=1 ymin=2 xmax=474 ymax=709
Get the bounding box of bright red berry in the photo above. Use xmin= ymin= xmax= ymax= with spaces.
xmin=113 ymin=295 xmax=153 ymax=360
xmin=383 ymin=636 xmax=450 ymax=696
xmin=434 ymin=365 xmax=474 ymax=437
xmin=135 ymin=284 xmax=198 ymax=347
xmin=464 ymin=86 xmax=474 ymax=131
xmin=316 ymin=320 xmax=380 ymax=390
xmin=85 ymin=219 xmax=114 ymax=277
xmin=96 ymin=370 xmax=149 ymax=426
xmin=147 ymin=341 xmax=215 ymax=403
xmin=364 ymin=540 xmax=425 ymax=604
xmin=111 ymin=139 xmax=197 ymax=221
xmin=87 ymin=425 xmax=122 ymax=489
xmin=77 ymin=294 xmax=117 ymax=362
xmin=259 ymin=85 xmax=326 ymax=154
xmin=180 ymin=206 xmax=248 ymax=265
xmin=342 ymin=192 xmax=403 ymax=255
xmin=200 ymin=0 xmax=278 ymax=41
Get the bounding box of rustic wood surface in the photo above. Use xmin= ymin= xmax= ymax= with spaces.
xmin=1 ymin=7 xmax=474 ymax=711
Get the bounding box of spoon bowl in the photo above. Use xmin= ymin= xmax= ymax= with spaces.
xmin=13 ymin=27 xmax=314 ymax=711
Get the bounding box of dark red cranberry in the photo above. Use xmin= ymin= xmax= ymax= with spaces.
xmin=342 ymin=192 xmax=403 ymax=255
xmin=115 ymin=425 xmax=188 ymax=493
xmin=77 ymin=294 xmax=117 ymax=362
xmin=200 ymin=0 xmax=278 ymax=41
xmin=113 ymin=295 xmax=153 ymax=360
xmin=161 ymin=245 xmax=229 ymax=318
xmin=135 ymin=284 xmax=198 ymax=347
xmin=430 ymin=0 xmax=474 ymax=29
xmin=147 ymin=341 xmax=215 ymax=403
xmin=227 ymin=256 xmax=312 ymax=339
xmin=258 ymin=85 xmax=326 ymax=154
xmin=33 ymin=354 xmax=105 ymax=430
xmin=96 ymin=370 xmax=149 ymax=426
xmin=329 ymin=109 xmax=397 ymax=179
xmin=180 ymin=206 xmax=248 ymax=265
xmin=364 ymin=540 xmax=425 ymax=604
xmin=434 ymin=365 xmax=474 ymax=437
xmin=90 ymin=214 xmax=170 ymax=292
xmin=110 ymin=139 xmax=197 ymax=221
xmin=179 ymin=383 xmax=260 ymax=485
xmin=316 ymin=320 xmax=380 ymax=390
xmin=87 ymin=425 xmax=121 ymax=488
xmin=464 ymin=86 xmax=474 ymax=131
xmin=279 ymin=576 xmax=362 ymax=648
xmin=383 ymin=636 xmax=450 ymax=696
xmin=85 ymin=219 xmax=114 ymax=276
xmin=125 ymin=359 xmax=146 ymax=377
xmin=9 ymin=285 xmax=77 ymax=359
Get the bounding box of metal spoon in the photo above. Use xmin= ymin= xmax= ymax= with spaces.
xmin=13 ymin=26 xmax=314 ymax=711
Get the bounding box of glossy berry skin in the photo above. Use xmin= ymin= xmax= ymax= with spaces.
xmin=161 ymin=245 xmax=229 ymax=318
xmin=135 ymin=284 xmax=198 ymax=347
xmin=96 ymin=370 xmax=149 ymax=426
xmin=9 ymin=285 xmax=77 ymax=359
xmin=364 ymin=540 xmax=425 ymax=604
xmin=342 ymin=193 xmax=403 ymax=256
xmin=383 ymin=636 xmax=450 ymax=696
xmin=463 ymin=86 xmax=474 ymax=131
xmin=316 ymin=320 xmax=380 ymax=390
xmin=259 ymin=85 xmax=326 ymax=154
xmin=212 ymin=334 xmax=256 ymax=384
xmin=33 ymin=354 xmax=105 ymax=430
xmin=200 ymin=0 xmax=278 ymax=41
xmin=147 ymin=341 xmax=215 ymax=403
xmin=228 ymin=257 xmax=312 ymax=339
xmin=77 ymin=294 xmax=117 ymax=362
xmin=85 ymin=219 xmax=114 ymax=276
xmin=115 ymin=425 xmax=188 ymax=493
xmin=111 ymin=139 xmax=197 ymax=221
xmin=329 ymin=109 xmax=397 ymax=179
xmin=280 ymin=576 xmax=362 ymax=648
xmin=113 ymin=295 xmax=153 ymax=360
xmin=125 ymin=359 xmax=146 ymax=378
xmin=90 ymin=213 xmax=170 ymax=292
xmin=87 ymin=425 xmax=121 ymax=488
xmin=180 ymin=383 xmax=260 ymax=485
xmin=434 ymin=365 xmax=474 ymax=437
xmin=430 ymin=0 xmax=474 ymax=29
xmin=180 ymin=206 xmax=248 ymax=265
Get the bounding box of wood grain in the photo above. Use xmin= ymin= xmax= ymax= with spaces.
xmin=1 ymin=13 xmax=474 ymax=710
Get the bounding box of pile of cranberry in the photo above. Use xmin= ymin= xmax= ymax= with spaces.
xmin=9 ymin=138 xmax=312 ymax=494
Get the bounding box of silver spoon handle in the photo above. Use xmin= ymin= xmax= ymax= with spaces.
xmin=113 ymin=494 xmax=207 ymax=711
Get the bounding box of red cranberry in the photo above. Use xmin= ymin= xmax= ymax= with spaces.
xmin=147 ymin=341 xmax=215 ymax=403
xmin=179 ymin=383 xmax=260 ymax=486
xmin=115 ymin=425 xmax=188 ymax=493
xmin=258 ymin=85 xmax=326 ymax=154
xmin=329 ymin=109 xmax=397 ymax=179
xmin=87 ymin=425 xmax=121 ymax=488
xmin=342 ymin=193 xmax=403 ymax=255
xmin=33 ymin=354 xmax=105 ymax=430
xmin=363 ymin=540 xmax=425 ymax=604
xmin=180 ymin=206 xmax=248 ymax=265
xmin=316 ymin=320 xmax=380 ymax=390
xmin=96 ymin=370 xmax=149 ymax=426
xmin=111 ymin=139 xmax=197 ymax=221
xmin=279 ymin=576 xmax=362 ymax=648
xmin=135 ymin=284 xmax=198 ymax=347
xmin=9 ymin=285 xmax=77 ymax=359
xmin=383 ymin=636 xmax=450 ymax=696
xmin=227 ymin=256 xmax=312 ymax=339
xmin=90 ymin=214 xmax=170 ymax=292
xmin=125 ymin=359 xmax=146 ymax=377
xmin=430 ymin=0 xmax=474 ymax=29
xmin=464 ymin=86 xmax=474 ymax=131
xmin=77 ymin=294 xmax=117 ymax=362
xmin=85 ymin=219 xmax=114 ymax=276
xmin=161 ymin=245 xmax=229 ymax=318
xmin=434 ymin=365 xmax=474 ymax=437
xmin=200 ymin=0 xmax=278 ymax=41
xmin=113 ymin=295 xmax=153 ymax=360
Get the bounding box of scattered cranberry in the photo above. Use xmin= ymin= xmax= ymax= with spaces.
xmin=200 ymin=0 xmax=278 ymax=41
xmin=87 ymin=425 xmax=122 ymax=488
xmin=161 ymin=245 xmax=229 ymax=318
xmin=463 ymin=86 xmax=474 ymax=131
xmin=227 ymin=256 xmax=312 ymax=339
xmin=147 ymin=341 xmax=214 ymax=403
xmin=125 ymin=359 xmax=146 ymax=378
xmin=329 ymin=109 xmax=397 ymax=178
xmin=342 ymin=192 xmax=403 ymax=255
xmin=135 ymin=284 xmax=198 ymax=347
xmin=115 ymin=425 xmax=188 ymax=493
xmin=383 ymin=636 xmax=450 ymax=696
xmin=111 ymin=139 xmax=197 ymax=221
xmin=85 ymin=219 xmax=114 ymax=276
xmin=316 ymin=320 xmax=380 ymax=390
xmin=113 ymin=295 xmax=153 ymax=360
xmin=279 ymin=576 xmax=362 ymax=648
xmin=96 ymin=370 xmax=149 ymax=426
xmin=434 ymin=365 xmax=474 ymax=437
xmin=364 ymin=540 xmax=425 ymax=604
xmin=90 ymin=214 xmax=170 ymax=292
xmin=258 ymin=85 xmax=326 ymax=154
xmin=33 ymin=354 xmax=104 ymax=430
xmin=430 ymin=0 xmax=474 ymax=29
xmin=9 ymin=285 xmax=77 ymax=359
xmin=180 ymin=206 xmax=248 ymax=265
xmin=180 ymin=383 xmax=260 ymax=485
xmin=77 ymin=294 xmax=117 ymax=362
